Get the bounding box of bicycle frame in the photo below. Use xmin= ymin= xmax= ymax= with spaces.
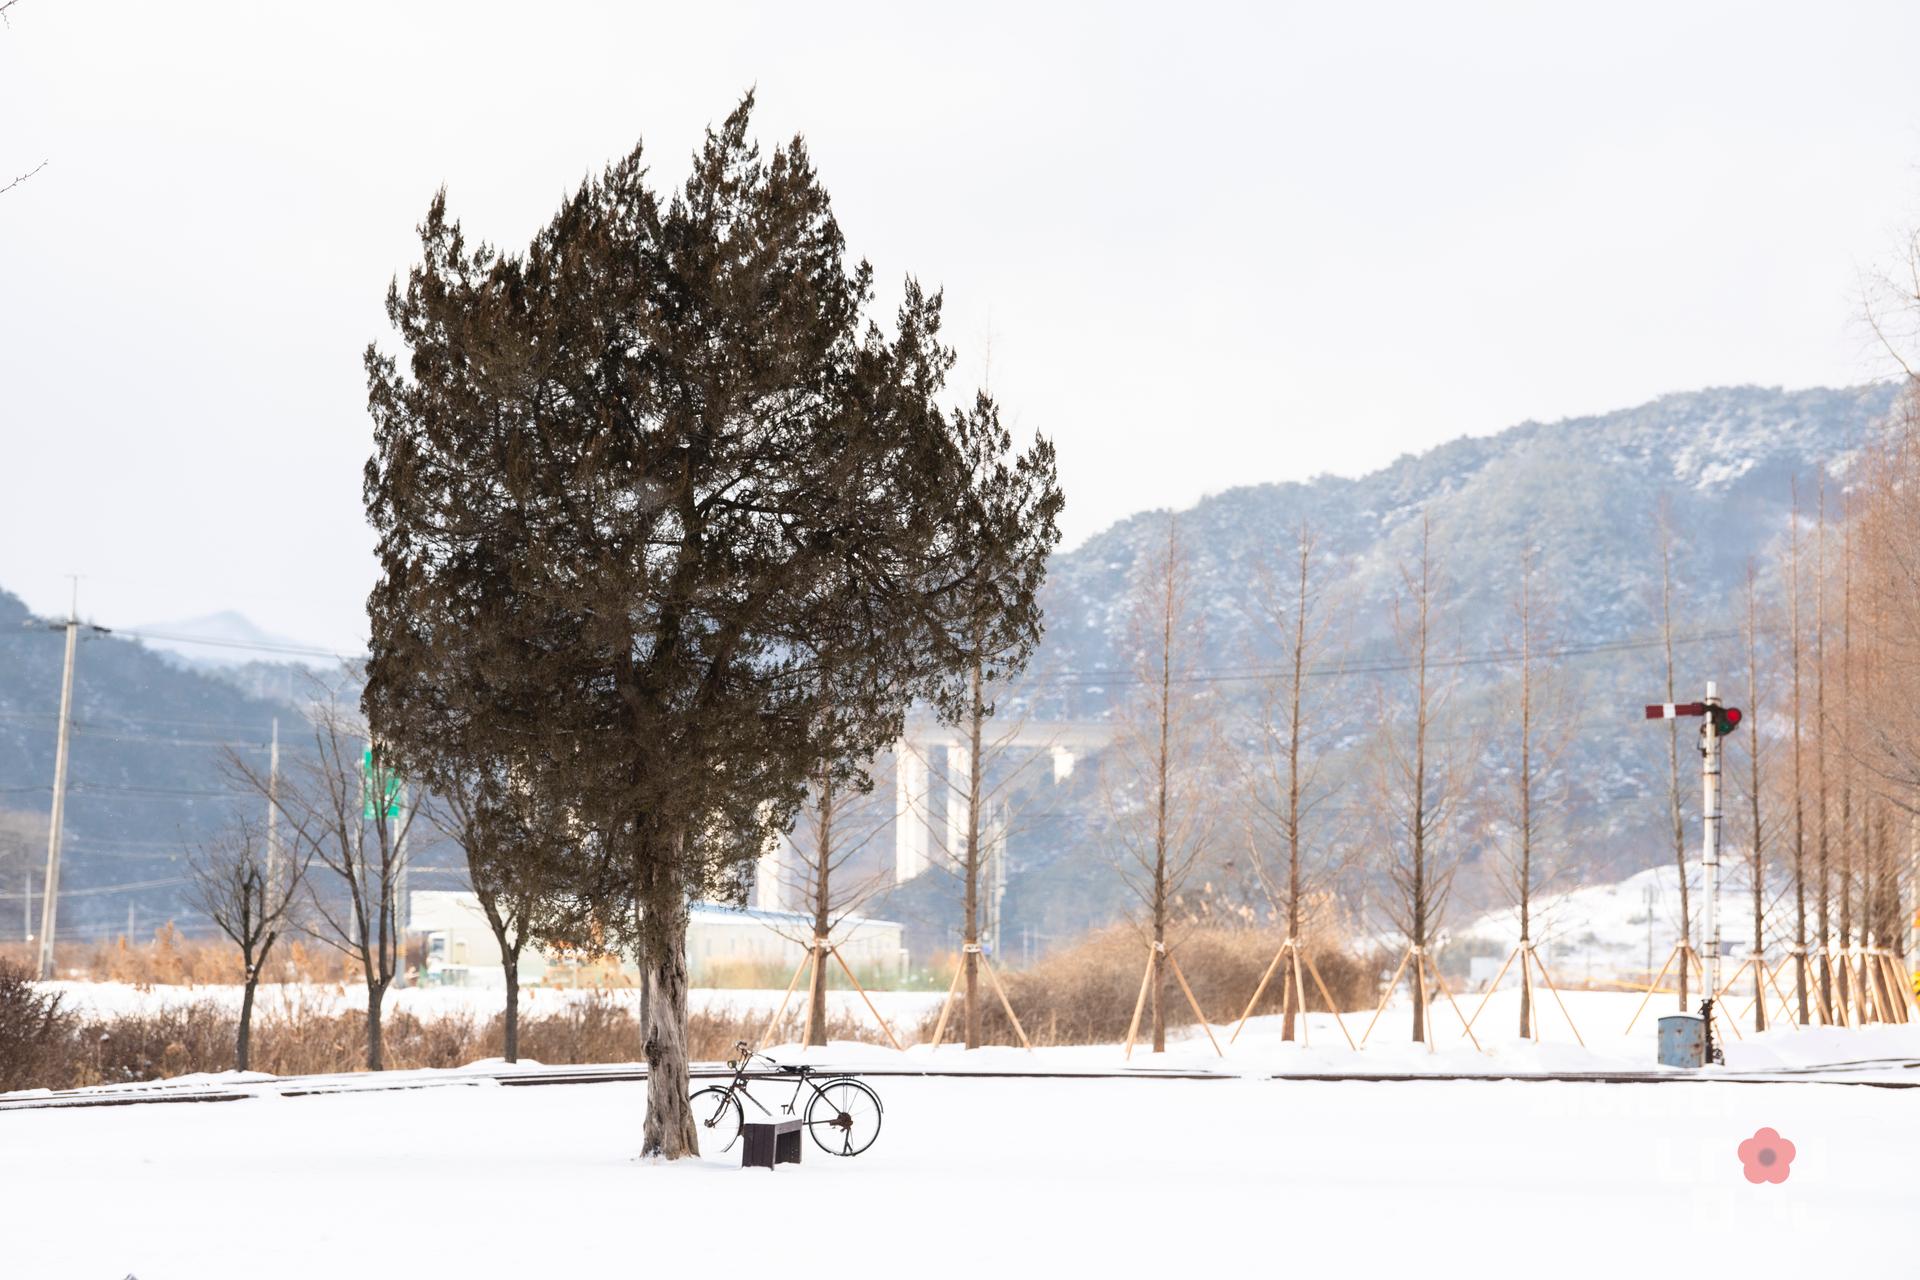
xmin=722 ymin=1051 xmax=842 ymax=1119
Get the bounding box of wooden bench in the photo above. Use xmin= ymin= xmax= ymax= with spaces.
xmin=741 ymin=1118 xmax=803 ymax=1170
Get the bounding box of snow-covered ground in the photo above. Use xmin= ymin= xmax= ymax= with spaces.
xmin=5 ymin=986 xmax=1916 ymax=1275
xmin=3 ymin=1042 xmax=1912 ymax=1277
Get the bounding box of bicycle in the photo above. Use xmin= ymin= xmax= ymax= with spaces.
xmin=689 ymin=1041 xmax=884 ymax=1158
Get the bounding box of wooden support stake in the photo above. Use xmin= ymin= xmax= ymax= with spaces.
xmin=1123 ymin=946 xmax=1154 ymax=1060
xmin=1361 ymin=944 xmax=1416 ymax=1046
xmin=1624 ymin=944 xmax=1681 ymax=1034
xmin=1462 ymin=944 xmax=1520 ymax=1036
xmin=1529 ymin=946 xmax=1585 ymax=1049
xmin=1762 ymin=959 xmax=1800 ymax=1030
xmin=828 ymin=945 xmax=904 ymax=1051
xmin=755 ymin=948 xmax=812 ymax=1050
xmin=1232 ymin=939 xmax=1290 ymax=1044
xmin=1288 ymin=946 xmax=1309 ymax=1048
xmin=1165 ymin=950 xmax=1223 ymax=1057
xmin=925 ymin=956 xmax=967 ymax=1051
xmin=1428 ymin=957 xmax=1482 ymax=1054
xmin=1303 ymin=950 xmax=1357 ymax=1050
xmin=978 ymin=953 xmax=1033 ymax=1051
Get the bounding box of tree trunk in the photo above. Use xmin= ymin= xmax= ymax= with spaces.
xmin=1282 ymin=532 xmax=1309 ymax=1042
xmin=963 ymin=656 xmax=984 ymax=1049
xmin=1661 ymin=517 xmax=1690 ymax=1009
xmin=806 ymin=771 xmax=833 ymax=1048
xmin=365 ymin=981 xmax=387 ymax=1071
xmin=237 ymin=971 xmax=258 ymax=1072
xmin=503 ymin=955 xmax=521 ymax=1063
xmin=1788 ymin=482 xmax=1809 ymax=1026
xmin=639 ymin=854 xmax=697 ymax=1160
xmin=805 ymin=943 xmax=829 ymax=1047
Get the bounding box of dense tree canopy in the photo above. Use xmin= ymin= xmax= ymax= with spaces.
xmin=362 ymin=95 xmax=1056 ymax=1156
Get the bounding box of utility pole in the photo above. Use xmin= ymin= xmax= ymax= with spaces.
xmin=31 ymin=585 xmax=110 ymax=977
xmin=266 ymin=718 xmax=280 ymax=889
xmin=1644 ymin=882 xmax=1654 ymax=979
xmin=36 ymin=594 xmax=80 ymax=980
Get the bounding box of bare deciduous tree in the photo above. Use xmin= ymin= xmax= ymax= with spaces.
xmin=1786 ymin=479 xmax=1811 ymax=1024
xmin=1740 ymin=560 xmax=1770 ymax=1032
xmin=767 ymin=757 xmax=896 ymax=1047
xmin=1240 ymin=523 xmax=1340 ymax=1040
xmin=433 ymin=774 xmax=548 ymax=1063
xmin=187 ymin=817 xmax=306 ymax=1070
xmin=1105 ymin=514 xmax=1218 ymax=1053
xmin=1657 ymin=503 xmax=1692 ymax=1006
xmin=1376 ymin=515 xmax=1469 ymax=1043
xmin=1497 ymin=546 xmax=1574 ymax=1039
xmin=229 ymin=698 xmax=420 ymax=1070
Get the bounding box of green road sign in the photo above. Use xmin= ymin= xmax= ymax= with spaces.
xmin=362 ymin=748 xmax=403 ymax=820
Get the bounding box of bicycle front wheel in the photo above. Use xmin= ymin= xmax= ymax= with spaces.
xmin=803 ymin=1077 xmax=882 ymax=1157
xmin=689 ymin=1086 xmax=744 ymax=1156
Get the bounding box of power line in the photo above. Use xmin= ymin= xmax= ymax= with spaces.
xmin=1018 ymin=624 xmax=1755 ymax=690
xmin=110 ymin=626 xmax=358 ymax=663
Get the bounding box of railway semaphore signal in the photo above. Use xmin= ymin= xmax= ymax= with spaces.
xmin=1640 ymin=684 xmax=1742 ymax=1063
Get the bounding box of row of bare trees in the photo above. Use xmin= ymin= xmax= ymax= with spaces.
xmin=1098 ymin=435 xmax=1920 ymax=1052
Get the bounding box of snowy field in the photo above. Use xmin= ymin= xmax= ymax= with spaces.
xmin=3 ymin=1062 xmax=1912 ymax=1276
xmin=3 ymin=986 xmax=1917 ymax=1276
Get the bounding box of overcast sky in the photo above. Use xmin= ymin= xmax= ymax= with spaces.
xmin=4 ymin=1 xmax=1919 ymax=654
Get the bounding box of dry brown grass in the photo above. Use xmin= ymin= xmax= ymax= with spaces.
xmin=0 ymin=930 xmax=366 ymax=986
xmin=920 ymin=925 xmax=1383 ymax=1047
xmin=0 ymin=978 xmax=894 ymax=1093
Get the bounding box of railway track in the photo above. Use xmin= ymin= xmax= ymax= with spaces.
xmin=3 ymin=1054 xmax=1916 ymax=1113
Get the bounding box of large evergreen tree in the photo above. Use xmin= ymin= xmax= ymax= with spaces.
xmin=362 ymin=96 xmax=1048 ymax=1158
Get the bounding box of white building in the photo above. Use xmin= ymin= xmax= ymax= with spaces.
xmin=408 ymin=890 xmax=907 ymax=988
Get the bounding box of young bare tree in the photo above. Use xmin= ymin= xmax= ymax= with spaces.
xmin=1241 ymin=523 xmax=1337 ymax=1041
xmin=1836 ymin=505 xmax=1858 ymax=1021
xmin=186 ymin=817 xmax=307 ymax=1070
xmin=229 ymin=699 xmax=421 ymax=1070
xmin=768 ymin=756 xmax=897 ymax=1047
xmin=912 ymin=697 xmax=1053 ymax=1048
xmin=1786 ymin=480 xmax=1811 ymax=1024
xmin=1376 ymin=515 xmax=1467 ymax=1043
xmin=1814 ymin=478 xmax=1834 ymax=1016
xmin=1105 ymin=514 xmax=1218 ymax=1053
xmin=433 ymin=772 xmax=551 ymax=1063
xmin=1657 ymin=504 xmax=1692 ymax=1006
xmin=1740 ymin=560 xmax=1770 ymax=1031
xmin=921 ymin=398 xmax=1061 ymax=1048
xmin=1497 ymin=546 xmax=1575 ymax=1039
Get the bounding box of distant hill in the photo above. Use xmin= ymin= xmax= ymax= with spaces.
xmin=874 ymin=382 xmax=1903 ymax=956
xmin=0 ymin=590 xmax=298 ymax=941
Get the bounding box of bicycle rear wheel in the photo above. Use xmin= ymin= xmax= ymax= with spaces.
xmin=689 ymin=1086 xmax=744 ymax=1156
xmin=803 ymin=1077 xmax=882 ymax=1156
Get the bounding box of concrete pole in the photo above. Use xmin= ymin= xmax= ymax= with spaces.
xmin=946 ymin=742 xmax=970 ymax=872
xmin=1702 ymin=681 xmax=1723 ymax=1004
xmin=265 ymin=717 xmax=280 ymax=890
xmin=893 ymin=742 xmax=929 ymax=882
xmin=36 ymin=610 xmax=79 ymax=980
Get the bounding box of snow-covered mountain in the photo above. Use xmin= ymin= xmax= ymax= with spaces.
xmin=965 ymin=382 xmax=1905 ymax=948
xmin=128 ymin=610 xmax=342 ymax=670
